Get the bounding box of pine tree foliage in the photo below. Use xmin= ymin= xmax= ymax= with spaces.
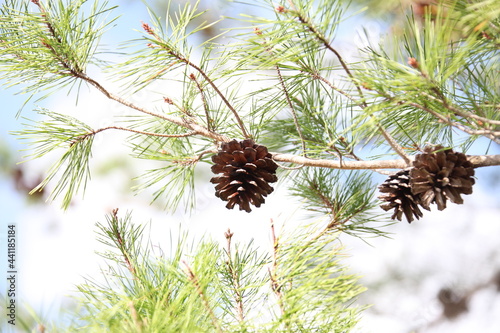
xmin=69 ymin=210 xmax=364 ymax=332
xmin=13 ymin=109 xmax=94 ymax=208
xmin=0 ymin=0 xmax=117 ymax=105
xmin=1 ymin=0 xmax=498 ymax=216
xmin=355 ymin=1 xmax=500 ymax=149
xmin=291 ymin=169 xmax=389 ymax=237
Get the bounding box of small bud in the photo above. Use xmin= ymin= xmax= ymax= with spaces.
xmin=361 ymin=82 xmax=372 ymax=90
xmin=253 ymin=27 xmax=262 ymax=35
xmin=408 ymin=57 xmax=419 ymax=69
xmin=481 ymin=31 xmax=491 ymax=39
xmin=224 ymin=228 xmax=234 ymax=239
xmin=163 ymin=97 xmax=174 ymax=104
xmin=276 ymin=6 xmax=286 ymax=13
xmin=37 ymin=324 xmax=46 ymax=333
xmin=31 ymin=0 xmax=40 ymax=5
xmin=141 ymin=22 xmax=154 ymax=35
xmin=189 ymin=73 xmax=196 ymax=80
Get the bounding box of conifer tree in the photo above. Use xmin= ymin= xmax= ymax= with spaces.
xmin=1 ymin=0 xmax=499 ymax=331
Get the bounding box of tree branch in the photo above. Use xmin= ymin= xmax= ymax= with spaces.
xmin=272 ymin=152 xmax=500 ymax=169
xmin=30 ymin=5 xmax=229 ymax=145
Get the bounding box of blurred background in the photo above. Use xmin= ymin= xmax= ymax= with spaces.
xmin=1 ymin=0 xmax=499 ymax=332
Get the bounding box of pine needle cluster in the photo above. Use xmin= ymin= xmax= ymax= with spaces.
xmin=68 ymin=210 xmax=364 ymax=332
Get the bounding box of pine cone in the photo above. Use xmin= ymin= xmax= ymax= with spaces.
xmin=410 ymin=146 xmax=475 ymax=211
xmin=210 ymin=139 xmax=278 ymax=212
xmin=378 ymin=169 xmax=424 ymax=223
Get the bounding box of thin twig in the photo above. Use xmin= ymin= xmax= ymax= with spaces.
xmin=182 ymin=261 xmax=223 ymax=333
xmin=420 ymin=91 xmax=500 ymax=126
xmin=275 ymin=65 xmax=308 ymax=157
xmin=111 ymin=208 xmax=136 ymax=277
xmin=70 ymin=126 xmax=198 ymax=146
xmin=190 ymin=73 xmax=213 ymax=132
xmin=183 ymin=58 xmax=250 ymax=138
xmin=224 ymin=229 xmax=245 ymax=324
xmin=76 ymin=72 xmax=229 ymax=142
xmin=268 ymin=219 xmax=288 ymax=322
xmin=407 ymin=101 xmax=500 ymax=144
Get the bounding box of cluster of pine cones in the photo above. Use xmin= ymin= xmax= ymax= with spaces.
xmin=378 ymin=146 xmax=475 ymax=223
xmin=209 ymin=140 xmax=475 ymax=222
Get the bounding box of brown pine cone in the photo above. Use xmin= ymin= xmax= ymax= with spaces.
xmin=210 ymin=139 xmax=278 ymax=212
xmin=410 ymin=145 xmax=475 ymax=211
xmin=379 ymin=169 xmax=425 ymax=223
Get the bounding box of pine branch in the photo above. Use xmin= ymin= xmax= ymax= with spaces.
xmin=109 ymin=208 xmax=137 ymax=277
xmin=403 ymin=57 xmax=500 ymax=140
xmin=420 ymin=90 xmax=500 ymax=126
xmin=95 ymin=209 xmax=146 ymax=279
xmin=142 ymin=23 xmax=250 ymax=139
xmin=283 ymin=1 xmax=363 ymax=101
xmin=73 ymin=211 xmax=364 ymax=331
xmin=280 ymin=1 xmax=412 ymax=164
xmin=28 ymin=2 xmax=229 ymax=143
xmin=272 ymin=152 xmax=500 ymax=169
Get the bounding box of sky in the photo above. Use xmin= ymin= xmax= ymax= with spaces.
xmin=1 ymin=0 xmax=500 ymax=332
